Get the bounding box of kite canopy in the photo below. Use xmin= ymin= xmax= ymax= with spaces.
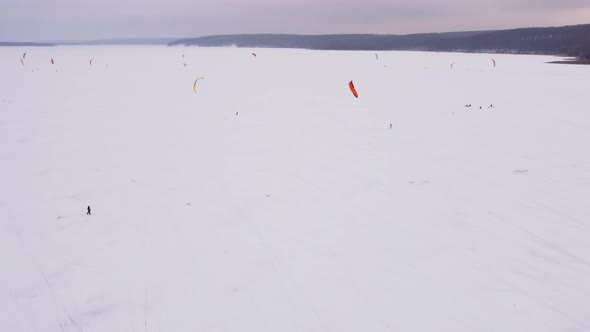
xmin=22 ymin=53 xmax=27 ymax=59
xmin=251 ymin=53 xmax=257 ymax=58
xmin=89 ymin=59 xmax=93 ymax=66
xmin=349 ymin=80 xmax=358 ymax=98
xmin=492 ymin=59 xmax=496 ymax=68
xmin=51 ymin=59 xmax=54 ymax=65
xmin=375 ymin=53 xmax=379 ymax=60
xmin=193 ymin=77 xmax=205 ymax=94
xmin=20 ymin=58 xmax=25 ymax=65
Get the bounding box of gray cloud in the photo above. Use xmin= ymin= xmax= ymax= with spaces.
xmin=1 ymin=0 xmax=589 ymax=41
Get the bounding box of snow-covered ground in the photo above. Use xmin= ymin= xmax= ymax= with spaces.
xmin=1 ymin=46 xmax=590 ymax=332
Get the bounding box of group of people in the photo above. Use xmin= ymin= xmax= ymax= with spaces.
xmin=465 ymin=104 xmax=494 ymax=109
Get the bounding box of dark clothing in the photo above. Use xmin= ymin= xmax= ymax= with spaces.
xmin=87 ymin=206 xmax=91 ymax=215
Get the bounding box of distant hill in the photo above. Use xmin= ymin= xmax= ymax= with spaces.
xmin=169 ymin=24 xmax=590 ymax=58
xmin=0 ymin=42 xmax=54 ymax=47
xmin=54 ymin=38 xmax=178 ymax=45
xmin=0 ymin=38 xmax=176 ymax=46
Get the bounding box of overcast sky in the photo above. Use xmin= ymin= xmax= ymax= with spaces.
xmin=1 ymin=0 xmax=589 ymax=41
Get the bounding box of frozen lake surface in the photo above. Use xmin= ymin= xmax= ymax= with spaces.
xmin=1 ymin=46 xmax=590 ymax=331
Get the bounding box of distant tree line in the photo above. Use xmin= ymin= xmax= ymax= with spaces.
xmin=169 ymin=24 xmax=590 ymax=59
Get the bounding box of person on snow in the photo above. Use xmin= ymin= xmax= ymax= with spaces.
xmin=87 ymin=206 xmax=91 ymax=215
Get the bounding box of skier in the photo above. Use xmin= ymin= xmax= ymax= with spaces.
xmin=389 ymin=123 xmax=392 ymax=129
xmin=87 ymin=206 xmax=91 ymax=215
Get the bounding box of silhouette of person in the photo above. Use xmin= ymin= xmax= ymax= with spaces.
xmin=389 ymin=124 xmax=392 ymax=129
xmin=87 ymin=206 xmax=91 ymax=215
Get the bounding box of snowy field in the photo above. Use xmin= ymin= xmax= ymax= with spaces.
xmin=1 ymin=46 xmax=590 ymax=331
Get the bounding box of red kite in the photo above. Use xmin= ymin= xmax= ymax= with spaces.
xmin=349 ymin=80 xmax=358 ymax=98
